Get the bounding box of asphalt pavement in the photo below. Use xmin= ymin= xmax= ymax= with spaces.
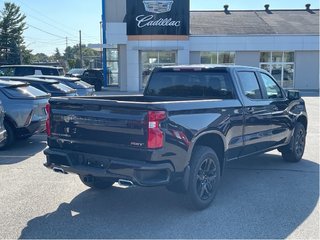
xmin=0 ymin=97 xmax=319 ymax=239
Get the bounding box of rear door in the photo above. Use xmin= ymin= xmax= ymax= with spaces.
xmin=237 ymin=71 xmax=274 ymax=156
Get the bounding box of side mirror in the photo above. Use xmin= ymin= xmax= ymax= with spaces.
xmin=287 ymin=90 xmax=301 ymax=100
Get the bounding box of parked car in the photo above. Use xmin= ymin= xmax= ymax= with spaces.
xmin=0 ymin=101 xmax=6 ymax=148
xmin=32 ymin=75 xmax=95 ymax=96
xmin=44 ymin=65 xmax=307 ymax=210
xmin=0 ymin=77 xmax=77 ymax=97
xmin=66 ymin=68 xmax=111 ymax=91
xmin=0 ymin=80 xmax=50 ymax=149
xmin=0 ymin=65 xmax=65 ymax=76
xmin=65 ymin=68 xmax=86 ymax=78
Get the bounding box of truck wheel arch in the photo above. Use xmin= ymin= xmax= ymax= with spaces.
xmin=4 ymin=114 xmax=18 ymax=129
xmin=188 ymin=131 xmax=226 ymax=175
xmin=297 ymin=115 xmax=307 ymax=131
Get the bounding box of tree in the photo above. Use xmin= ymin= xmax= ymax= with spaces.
xmin=0 ymin=2 xmax=26 ymax=65
xmin=31 ymin=53 xmax=51 ymax=63
xmin=53 ymin=48 xmax=62 ymax=60
xmin=63 ymin=44 xmax=100 ymax=69
xmin=20 ymin=45 xmax=32 ymax=64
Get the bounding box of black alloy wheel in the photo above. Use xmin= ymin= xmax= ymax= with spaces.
xmin=196 ymin=157 xmax=218 ymax=201
xmin=282 ymin=122 xmax=306 ymax=162
xmin=187 ymin=146 xmax=221 ymax=210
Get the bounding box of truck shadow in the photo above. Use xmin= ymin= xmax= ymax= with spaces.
xmin=19 ymin=154 xmax=319 ymax=239
xmin=0 ymin=134 xmax=47 ymax=165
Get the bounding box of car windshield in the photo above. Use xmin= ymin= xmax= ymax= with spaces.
xmin=2 ymin=85 xmax=49 ymax=99
xmin=43 ymin=83 xmax=74 ymax=93
xmin=68 ymin=69 xmax=85 ymax=75
xmin=77 ymin=80 xmax=93 ymax=88
xmin=63 ymin=80 xmax=91 ymax=89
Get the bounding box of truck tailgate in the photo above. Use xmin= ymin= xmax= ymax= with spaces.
xmin=48 ymin=99 xmax=152 ymax=159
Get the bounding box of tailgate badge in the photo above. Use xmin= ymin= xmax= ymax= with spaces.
xmin=130 ymin=142 xmax=144 ymax=147
xmin=64 ymin=115 xmax=76 ymax=123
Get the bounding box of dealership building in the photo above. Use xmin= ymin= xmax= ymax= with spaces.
xmin=96 ymin=0 xmax=319 ymax=92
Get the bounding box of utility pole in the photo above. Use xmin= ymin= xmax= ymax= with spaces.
xmin=100 ymin=21 xmax=103 ymax=68
xmin=79 ymin=30 xmax=83 ymax=68
xmin=102 ymin=0 xmax=108 ymax=87
xmin=66 ymin=37 xmax=68 ymax=49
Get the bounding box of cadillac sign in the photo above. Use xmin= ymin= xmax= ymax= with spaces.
xmin=126 ymin=0 xmax=190 ymax=35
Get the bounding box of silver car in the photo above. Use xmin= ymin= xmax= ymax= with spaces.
xmin=0 ymin=80 xmax=50 ymax=149
xmin=0 ymin=101 xmax=6 ymax=147
xmin=32 ymin=75 xmax=95 ymax=96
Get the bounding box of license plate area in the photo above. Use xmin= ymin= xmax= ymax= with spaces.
xmin=78 ymin=153 xmax=111 ymax=169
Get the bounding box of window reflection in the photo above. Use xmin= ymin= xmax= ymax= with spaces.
xmin=200 ymin=52 xmax=235 ymax=65
xmin=260 ymin=52 xmax=295 ymax=88
xmin=141 ymin=51 xmax=176 ymax=88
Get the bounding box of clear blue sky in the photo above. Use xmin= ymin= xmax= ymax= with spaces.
xmin=0 ymin=0 xmax=318 ymax=55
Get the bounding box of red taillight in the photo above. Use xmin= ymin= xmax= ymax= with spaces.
xmin=147 ymin=111 xmax=166 ymax=149
xmin=45 ymin=104 xmax=51 ymax=136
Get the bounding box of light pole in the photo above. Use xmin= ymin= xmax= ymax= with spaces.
xmin=102 ymin=0 xmax=108 ymax=87
xmin=100 ymin=21 xmax=103 ymax=68
xmin=79 ymin=30 xmax=83 ymax=68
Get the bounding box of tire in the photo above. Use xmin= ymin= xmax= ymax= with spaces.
xmin=79 ymin=175 xmax=115 ymax=189
xmin=186 ymin=146 xmax=221 ymax=210
xmin=0 ymin=121 xmax=15 ymax=150
xmin=282 ymin=122 xmax=306 ymax=162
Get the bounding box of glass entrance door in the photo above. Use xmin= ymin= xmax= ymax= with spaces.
xmin=141 ymin=51 xmax=176 ymax=88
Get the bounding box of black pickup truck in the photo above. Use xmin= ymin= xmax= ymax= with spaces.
xmin=44 ymin=65 xmax=307 ymax=209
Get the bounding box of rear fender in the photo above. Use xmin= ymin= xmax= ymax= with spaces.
xmin=187 ymin=130 xmax=227 ymax=164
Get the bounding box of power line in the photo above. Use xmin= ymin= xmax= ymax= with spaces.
xmin=26 ymin=13 xmax=78 ymax=39
xmin=26 ymin=40 xmax=67 ymax=45
xmin=26 ymin=24 xmax=78 ymax=42
xmin=24 ymin=36 xmax=65 ymax=42
xmin=14 ymin=1 xmax=99 ymax=43
xmin=13 ymin=0 xmax=78 ymax=34
xmin=1 ymin=1 xmax=99 ymax=45
xmin=26 ymin=24 xmax=65 ymax=38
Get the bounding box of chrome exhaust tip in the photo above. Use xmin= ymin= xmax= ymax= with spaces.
xmin=53 ymin=167 xmax=67 ymax=174
xmin=118 ymin=179 xmax=134 ymax=187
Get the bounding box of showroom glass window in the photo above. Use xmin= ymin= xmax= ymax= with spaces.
xmin=107 ymin=46 xmax=119 ymax=86
xmin=260 ymin=52 xmax=295 ymax=89
xmin=141 ymin=51 xmax=176 ymax=88
xmin=200 ymin=52 xmax=235 ymax=65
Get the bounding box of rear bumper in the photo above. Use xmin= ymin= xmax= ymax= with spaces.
xmin=16 ymin=120 xmax=46 ymax=138
xmin=44 ymin=148 xmax=175 ymax=187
